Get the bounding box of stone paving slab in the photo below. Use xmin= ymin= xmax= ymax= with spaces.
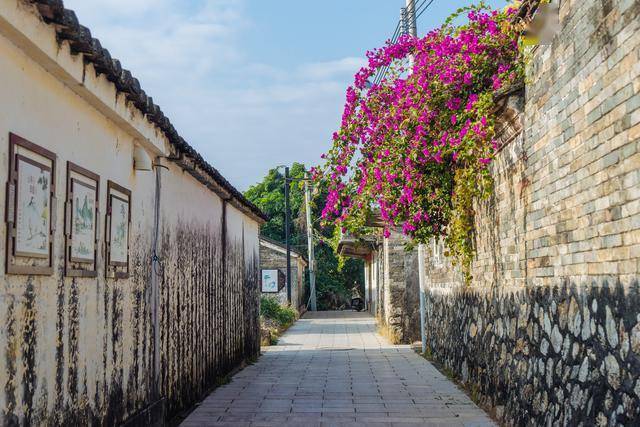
xmin=181 ymin=311 xmax=494 ymax=426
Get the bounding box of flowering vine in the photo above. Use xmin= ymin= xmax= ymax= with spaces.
xmin=315 ymin=4 xmax=525 ymax=281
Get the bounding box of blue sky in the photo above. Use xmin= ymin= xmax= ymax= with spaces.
xmin=63 ymin=0 xmax=505 ymax=190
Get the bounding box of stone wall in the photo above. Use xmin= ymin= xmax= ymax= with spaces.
xmin=365 ymin=231 xmax=420 ymax=344
xmin=424 ymin=281 xmax=640 ymax=425
xmin=421 ymin=0 xmax=640 ymax=425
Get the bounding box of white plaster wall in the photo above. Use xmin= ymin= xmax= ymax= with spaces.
xmin=160 ymin=162 xmax=224 ymax=227
xmin=0 ymin=25 xmax=156 ymax=422
xmin=0 ymin=2 xmax=262 ymax=423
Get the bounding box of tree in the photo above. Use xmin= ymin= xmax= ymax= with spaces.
xmin=244 ymin=163 xmax=305 ymax=245
xmin=245 ymin=163 xmax=364 ymax=310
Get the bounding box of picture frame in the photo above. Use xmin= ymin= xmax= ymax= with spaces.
xmin=5 ymin=133 xmax=56 ymax=275
xmin=65 ymin=162 xmax=99 ymax=277
xmin=261 ymin=269 xmax=285 ymax=293
xmin=105 ymin=180 xmax=131 ymax=279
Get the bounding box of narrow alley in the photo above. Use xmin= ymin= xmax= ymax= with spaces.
xmin=181 ymin=312 xmax=494 ymax=426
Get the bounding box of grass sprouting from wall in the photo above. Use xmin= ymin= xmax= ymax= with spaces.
xmin=376 ymin=318 xmax=402 ymax=345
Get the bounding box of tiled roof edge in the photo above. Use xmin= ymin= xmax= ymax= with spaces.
xmin=259 ymin=236 xmax=307 ymax=261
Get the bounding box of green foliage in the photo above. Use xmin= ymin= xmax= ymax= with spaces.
xmin=244 ymin=163 xmax=306 ymax=245
xmin=260 ymin=296 xmax=297 ymax=328
xmin=245 ymin=163 xmax=364 ymax=310
xmin=314 ymin=242 xmax=362 ymax=310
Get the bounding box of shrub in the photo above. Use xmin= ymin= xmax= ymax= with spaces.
xmin=260 ymin=296 xmax=297 ymax=329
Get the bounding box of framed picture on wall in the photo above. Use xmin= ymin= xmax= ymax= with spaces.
xmin=5 ymin=133 xmax=56 ymax=275
xmin=261 ymin=269 xmax=284 ymax=293
xmin=65 ymin=162 xmax=99 ymax=277
xmin=105 ymin=180 xmax=130 ymax=279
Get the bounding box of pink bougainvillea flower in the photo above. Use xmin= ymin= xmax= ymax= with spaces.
xmin=492 ymin=75 xmax=502 ymax=90
xmin=314 ymin=4 xmax=523 ymax=272
xmin=433 ymin=150 xmax=443 ymax=163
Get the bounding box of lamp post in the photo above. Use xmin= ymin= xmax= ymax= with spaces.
xmin=273 ymin=165 xmax=317 ymax=310
xmin=274 ymin=166 xmax=317 ymax=310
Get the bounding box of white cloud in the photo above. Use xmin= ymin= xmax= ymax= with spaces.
xmin=62 ymin=0 xmax=359 ymax=190
xmin=65 ymin=0 xmax=243 ymax=76
xmin=299 ymin=57 xmax=366 ymax=81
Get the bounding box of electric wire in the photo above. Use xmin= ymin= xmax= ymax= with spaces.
xmin=412 ymin=0 xmax=429 ymax=16
xmin=416 ymin=0 xmax=436 ymax=19
xmin=373 ymin=0 xmax=436 ymax=86
xmin=373 ymin=19 xmax=401 ymax=85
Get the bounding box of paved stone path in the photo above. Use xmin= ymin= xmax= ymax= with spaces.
xmin=181 ymin=311 xmax=494 ymax=426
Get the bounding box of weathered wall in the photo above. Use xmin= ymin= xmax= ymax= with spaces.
xmin=156 ymin=171 xmax=261 ymax=421
xmin=421 ymin=0 xmax=640 ymax=425
xmin=425 ymin=281 xmax=640 ymax=425
xmin=0 ymin=1 xmax=261 ymax=425
xmin=365 ymin=231 xmax=420 ymax=344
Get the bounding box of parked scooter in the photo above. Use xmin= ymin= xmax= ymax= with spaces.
xmin=350 ymin=283 xmax=365 ymax=312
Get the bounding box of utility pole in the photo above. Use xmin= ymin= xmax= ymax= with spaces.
xmin=304 ymin=177 xmax=317 ymax=311
xmin=284 ymin=167 xmax=292 ymax=305
xmin=405 ymin=0 xmax=417 ymax=38
xmin=404 ymin=0 xmax=426 ymax=355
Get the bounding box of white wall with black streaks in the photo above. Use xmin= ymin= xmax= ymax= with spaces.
xmin=0 ymin=1 xmax=263 ymax=425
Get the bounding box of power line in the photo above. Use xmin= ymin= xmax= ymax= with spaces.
xmin=390 ymin=19 xmax=402 ymax=42
xmin=371 ymin=0 xmax=436 ymax=86
xmin=412 ymin=0 xmax=429 ymax=16
xmin=372 ymin=19 xmax=402 ymax=85
xmin=372 ymin=29 xmax=400 ymax=84
xmin=416 ymin=0 xmax=435 ymax=19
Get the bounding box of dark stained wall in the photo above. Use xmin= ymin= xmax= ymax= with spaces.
xmin=0 ymin=3 xmax=263 ymax=424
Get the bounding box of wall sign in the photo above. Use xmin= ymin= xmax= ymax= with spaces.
xmin=105 ymin=180 xmax=131 ymax=279
xmin=5 ymin=133 xmax=56 ymax=275
xmin=261 ymin=269 xmax=284 ymax=293
xmin=65 ymin=162 xmax=99 ymax=277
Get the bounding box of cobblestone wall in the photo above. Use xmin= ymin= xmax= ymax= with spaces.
xmin=424 ymin=281 xmax=640 ymax=425
xmin=421 ymin=0 xmax=640 ymax=424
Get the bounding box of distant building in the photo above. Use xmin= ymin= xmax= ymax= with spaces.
xmin=338 ymin=227 xmax=420 ymax=344
xmin=259 ymin=236 xmax=307 ymax=310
